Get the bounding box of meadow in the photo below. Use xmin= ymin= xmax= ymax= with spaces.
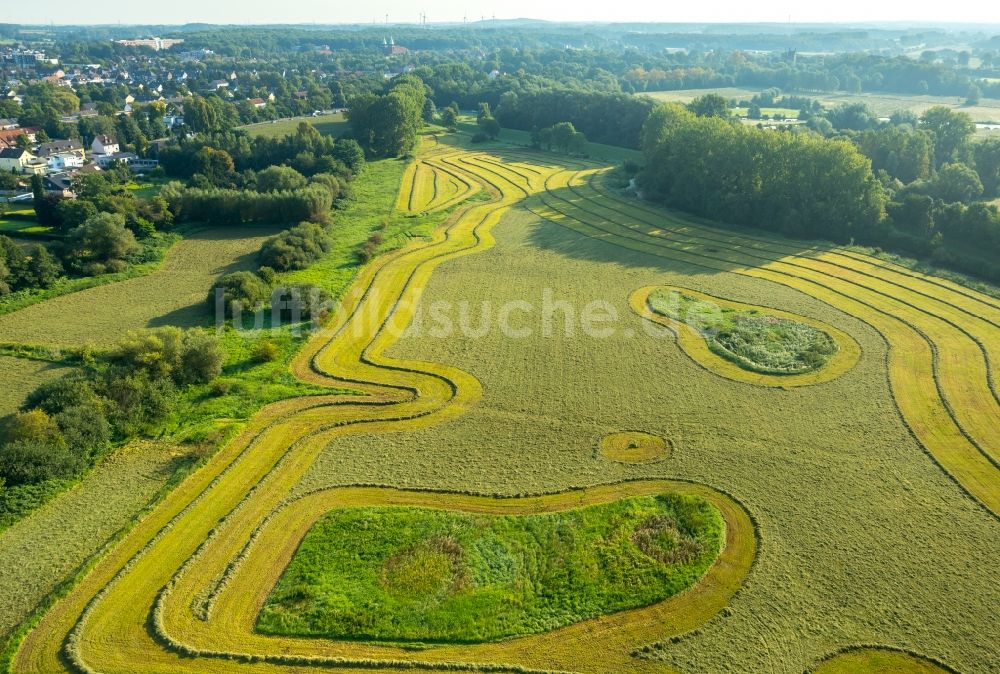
xmin=0 ymin=356 xmax=69 ymax=418
xmin=241 ymin=112 xmax=348 ymax=139
xmin=0 ymin=227 xmax=278 ymax=346
xmin=258 ymin=493 xmax=722 ymax=643
xmin=2 ymin=135 xmax=996 ymax=674
xmin=646 ymin=87 xmax=1000 ymax=123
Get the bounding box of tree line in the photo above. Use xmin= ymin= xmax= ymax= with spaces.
xmin=638 ymin=102 xmax=1000 ymax=282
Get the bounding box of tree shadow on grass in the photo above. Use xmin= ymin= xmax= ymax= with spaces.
xmin=520 ymin=177 xmax=828 ymax=279
xmin=146 ymin=227 xmax=280 ymax=330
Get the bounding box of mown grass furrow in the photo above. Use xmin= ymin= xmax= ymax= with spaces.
xmin=533 ymin=168 xmax=1000 ymax=470
xmin=160 ymin=482 xmax=755 ymax=674
xmin=496 ymin=146 xmax=1000 ymax=315
xmin=525 ymin=167 xmax=999 ymax=516
xmin=14 ymin=143 xmax=981 ymax=674
xmin=808 ymin=645 xmax=962 ymax=674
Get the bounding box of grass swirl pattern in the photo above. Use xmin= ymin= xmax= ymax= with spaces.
xmin=9 ymin=145 xmax=757 ymax=674
xmin=518 ymin=157 xmax=999 ymax=517
xmin=629 ymin=285 xmax=861 ymax=387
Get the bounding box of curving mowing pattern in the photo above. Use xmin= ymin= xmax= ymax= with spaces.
xmin=395 ymin=142 xmax=480 ymax=214
xmin=8 ymin=142 xmax=982 ymax=674
xmin=598 ymin=431 xmax=671 ymax=463
xmin=11 ymin=147 xmax=756 ymax=674
xmin=629 ymin=285 xmax=861 ymax=387
xmin=810 ymin=647 xmax=959 ymax=674
xmin=517 ymin=155 xmax=1000 ymax=517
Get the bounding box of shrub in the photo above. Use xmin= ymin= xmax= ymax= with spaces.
xmin=253 ymin=340 xmax=280 ymax=363
xmin=112 ymin=327 xmax=185 ymax=380
xmin=358 ymin=239 xmax=377 ymax=263
xmin=0 ymin=439 xmax=82 ymax=486
xmin=274 ymin=284 xmax=333 ymax=321
xmin=63 ymin=212 xmax=140 ymax=273
xmin=308 ymin=173 xmax=342 ymax=201
xmin=99 ymin=368 xmax=176 ymax=437
xmin=257 ymin=265 xmax=277 ymax=285
xmin=211 ymin=271 xmax=271 ymax=317
xmin=178 ymin=330 xmax=225 ymax=385
xmin=112 ymin=327 xmax=223 ymax=385
xmin=55 ymin=405 xmax=111 ymax=458
xmin=2 ymin=409 xmax=66 ymax=447
xmin=258 ymin=222 xmax=331 ymax=271
xmin=256 ymin=165 xmax=308 ymax=192
xmin=23 ymin=377 xmax=100 ymax=415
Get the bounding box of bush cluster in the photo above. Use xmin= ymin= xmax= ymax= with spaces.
xmin=259 ymin=221 xmax=331 ymax=271
xmin=0 ymin=328 xmax=224 ymax=489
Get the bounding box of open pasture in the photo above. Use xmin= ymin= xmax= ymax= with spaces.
xmin=5 ymin=141 xmax=997 ymax=674
xmin=0 ymin=356 xmax=70 ymax=418
xmin=0 ymin=227 xmax=279 ymax=346
xmin=241 ymin=112 xmax=348 ymax=139
xmin=646 ymin=87 xmax=1000 ymax=122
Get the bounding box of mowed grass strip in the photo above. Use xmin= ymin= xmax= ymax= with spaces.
xmin=811 ymin=647 xmax=958 ymax=674
xmin=12 ymin=147 xmax=755 ymax=674
xmin=167 ymin=483 xmax=753 ymax=674
xmin=528 ymin=163 xmax=1000 ymax=515
xmin=563 ymin=169 xmax=1000 ymax=456
xmin=0 ymin=228 xmax=279 ymax=346
xmin=0 ymin=356 xmax=71 ymax=418
xmin=258 ymin=493 xmax=722 ymax=643
xmin=632 ymin=285 xmax=861 ymax=387
xmin=11 ymin=145 xmax=515 ymax=672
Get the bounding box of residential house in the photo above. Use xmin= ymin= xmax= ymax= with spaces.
xmin=0 ymin=118 xmax=18 ymax=131
xmin=91 ymin=135 xmax=120 ymax=155
xmin=94 ymin=152 xmax=158 ymax=173
xmin=178 ymin=49 xmax=214 ymax=62
xmin=163 ymin=114 xmax=184 ymax=128
xmin=47 ymin=153 xmax=84 ymax=170
xmin=36 ymin=139 xmax=85 ymax=159
xmin=41 ymin=69 xmax=67 ymax=85
xmin=43 ymin=172 xmax=75 ymax=198
xmin=0 ymin=147 xmax=47 ymax=174
xmin=0 ymin=127 xmax=38 ymax=149
xmin=248 ymin=97 xmax=266 ymax=109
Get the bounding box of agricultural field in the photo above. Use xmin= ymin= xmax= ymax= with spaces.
xmin=0 ymin=227 xmax=279 ymax=346
xmin=241 ymin=112 xmax=348 ymax=139
xmin=2 ymin=136 xmax=996 ymax=674
xmin=646 ymin=87 xmax=1000 ymax=123
xmin=259 ymin=493 xmax=722 ymax=643
xmin=0 ymin=356 xmax=70 ymax=418
xmin=0 ymin=441 xmax=190 ymax=644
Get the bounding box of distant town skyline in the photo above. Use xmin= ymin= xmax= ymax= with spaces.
xmin=12 ymin=0 xmax=1000 ymax=27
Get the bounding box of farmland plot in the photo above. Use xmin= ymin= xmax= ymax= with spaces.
xmin=6 ymin=141 xmax=996 ymax=674
xmin=0 ymin=228 xmax=279 ymax=346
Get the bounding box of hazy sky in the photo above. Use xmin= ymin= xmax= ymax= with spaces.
xmin=15 ymin=0 xmax=1000 ymax=26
